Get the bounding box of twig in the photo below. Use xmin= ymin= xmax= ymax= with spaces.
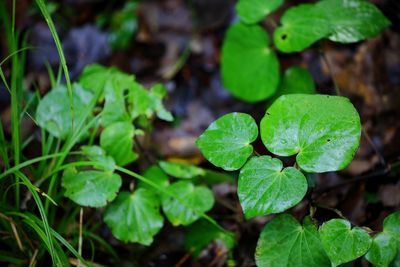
xmin=77 ymin=208 xmax=83 ymax=267
xmin=174 ymin=251 xmax=191 ymax=267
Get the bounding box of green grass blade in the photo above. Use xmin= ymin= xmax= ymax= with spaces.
xmin=35 ymin=0 xmax=74 ymax=132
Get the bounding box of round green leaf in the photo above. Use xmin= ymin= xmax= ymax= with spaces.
xmin=137 ymin=165 xmax=170 ymax=200
xmin=221 ymin=23 xmax=280 ymax=102
xmin=280 ymin=67 xmax=316 ymax=95
xmin=36 ymin=84 xmax=93 ymax=139
xmin=236 ymin=0 xmax=283 ymax=24
xmin=317 ymin=0 xmax=391 ymax=43
xmin=104 ymin=189 xmax=164 ymax=245
xmin=256 ymin=215 xmax=330 ymax=267
xmin=159 ymin=161 xmax=205 ymax=179
xmin=238 ymin=156 xmax=307 ymax=218
xmin=319 ymin=219 xmax=372 ymax=266
xmin=260 ymin=94 xmax=361 ymax=173
xmin=196 ymin=112 xmax=258 ymax=171
xmin=366 ymin=232 xmax=397 ymax=267
xmin=62 ymin=170 xmax=122 ymax=208
xmin=161 ymin=181 xmax=214 ymax=226
xmin=273 ymin=4 xmax=331 ymax=53
xmin=383 ymin=212 xmax=400 ymax=267
xmin=81 ymin=145 xmax=116 ymax=172
xmin=100 ymin=121 xmax=138 ymax=166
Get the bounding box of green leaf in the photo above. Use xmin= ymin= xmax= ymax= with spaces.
xmin=238 ymin=156 xmax=307 ymax=218
xmin=36 ymin=84 xmax=93 ymax=139
xmin=81 ymin=145 xmax=116 ymax=172
xmin=79 ymin=64 xmax=109 ymax=94
xmin=196 ymin=112 xmax=258 ymax=171
xmin=185 ymin=219 xmax=235 ymax=256
xmin=104 ymin=189 xmax=164 ymax=245
xmin=273 ymin=4 xmax=331 ymax=53
xmin=137 ymin=165 xmax=170 ymax=194
xmin=101 ymin=79 xmax=130 ymax=126
xmin=260 ymin=94 xmax=361 ymax=172
xmin=221 ymin=23 xmax=280 ymax=102
xmin=383 ymin=212 xmax=400 ymax=267
xmin=128 ymin=83 xmax=173 ymax=122
xmin=62 ymin=169 xmax=122 ymax=208
xmin=161 ymin=181 xmax=214 ymax=226
xmin=159 ymin=161 xmax=205 ymax=179
xmin=256 ymin=215 xmax=330 ymax=267
xmin=79 ymin=64 xmax=134 ymax=95
xmin=319 ymin=219 xmax=372 ymax=266
xmin=365 ymin=232 xmax=397 ymax=267
xmin=100 ymin=121 xmax=138 ymax=166
xmin=236 ymin=0 xmax=283 ymax=24
xmin=317 ymin=0 xmax=391 ymax=43
xmin=280 ymin=67 xmax=316 ymax=95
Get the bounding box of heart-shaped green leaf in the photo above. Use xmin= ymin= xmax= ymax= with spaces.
xmin=319 ymin=219 xmax=372 ymax=266
xmin=100 ymin=121 xmax=138 ymax=166
xmin=104 ymin=189 xmax=164 ymax=245
xmin=221 ymin=23 xmax=280 ymax=102
xmin=317 ymin=0 xmax=391 ymax=43
xmin=238 ymin=156 xmax=307 ymax=218
xmin=36 ymin=84 xmax=94 ymax=139
xmin=236 ymin=0 xmax=283 ymax=24
xmin=196 ymin=112 xmax=258 ymax=171
xmin=62 ymin=169 xmax=122 ymax=208
xmin=256 ymin=215 xmax=330 ymax=267
xmin=366 ymin=232 xmax=397 ymax=267
xmin=159 ymin=161 xmax=205 ymax=179
xmin=273 ymin=4 xmax=331 ymax=53
xmin=161 ymin=181 xmax=214 ymax=226
xmin=383 ymin=212 xmax=400 ymax=267
xmin=260 ymin=94 xmax=361 ymax=173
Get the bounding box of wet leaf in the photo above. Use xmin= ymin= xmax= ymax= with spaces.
xmin=161 ymin=181 xmax=214 ymax=226
xmin=238 ymin=156 xmax=307 ymax=218
xmin=319 ymin=219 xmax=371 ymax=266
xmin=366 ymin=232 xmax=397 ymax=267
xmin=260 ymin=94 xmax=361 ymax=172
xmin=81 ymin=145 xmax=116 ymax=172
xmin=256 ymin=215 xmax=330 ymax=267
xmin=196 ymin=112 xmax=258 ymax=171
xmin=383 ymin=212 xmax=400 ymax=267
xmin=104 ymin=190 xmax=164 ymax=245
xmin=273 ymin=4 xmax=331 ymax=53
xmin=317 ymin=0 xmax=391 ymax=43
xmin=221 ymin=23 xmax=279 ymax=102
xmin=279 ymin=67 xmax=315 ymax=95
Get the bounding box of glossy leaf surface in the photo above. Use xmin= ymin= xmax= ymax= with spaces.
xmin=256 ymin=215 xmax=330 ymax=267
xmin=238 ymin=156 xmax=307 ymax=218
xmin=196 ymin=112 xmax=258 ymax=171
xmin=260 ymin=94 xmax=361 ymax=172
xmin=236 ymin=0 xmax=283 ymax=24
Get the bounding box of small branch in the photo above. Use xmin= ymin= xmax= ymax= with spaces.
xmin=77 ymin=208 xmax=83 ymax=267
